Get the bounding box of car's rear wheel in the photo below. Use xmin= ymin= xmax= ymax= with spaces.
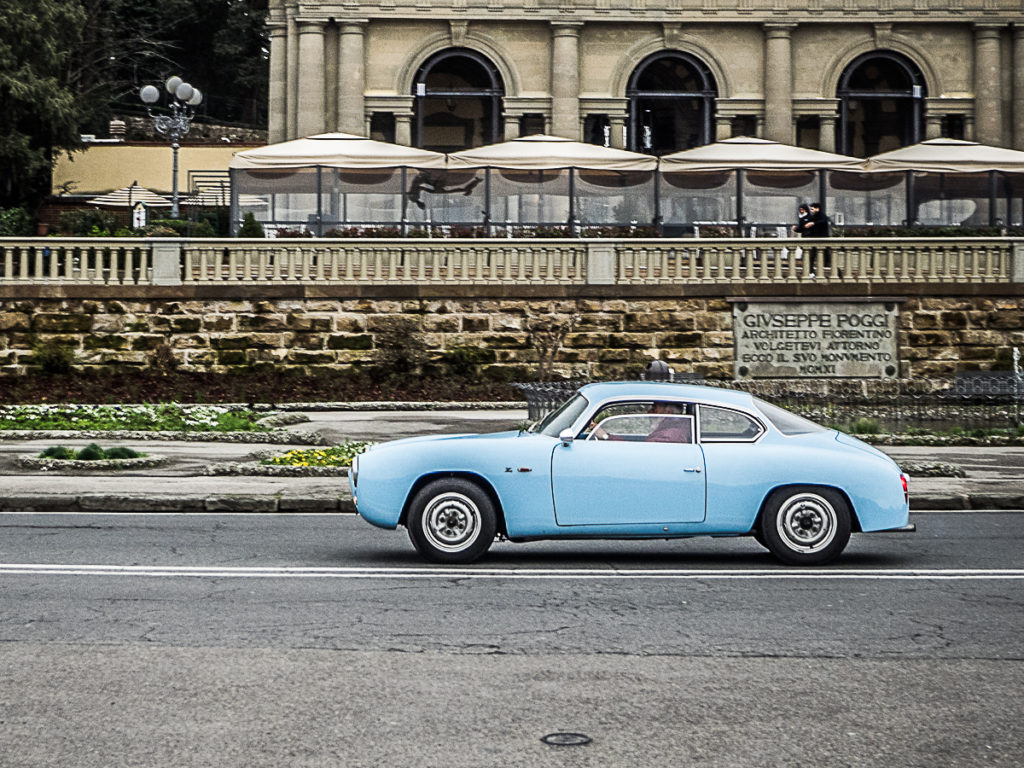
xmin=407 ymin=478 xmax=497 ymax=564
xmin=760 ymin=487 xmax=851 ymax=566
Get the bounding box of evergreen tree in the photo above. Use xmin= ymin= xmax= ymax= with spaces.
xmin=0 ymin=0 xmax=86 ymax=208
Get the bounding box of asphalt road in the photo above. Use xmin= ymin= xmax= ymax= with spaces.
xmin=1 ymin=511 xmax=1022 ymax=767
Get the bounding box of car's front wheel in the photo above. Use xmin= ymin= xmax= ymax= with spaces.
xmin=407 ymin=478 xmax=497 ymax=564
xmin=760 ymin=487 xmax=851 ymax=566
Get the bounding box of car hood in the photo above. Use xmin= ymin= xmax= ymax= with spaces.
xmin=835 ymin=431 xmax=900 ymax=467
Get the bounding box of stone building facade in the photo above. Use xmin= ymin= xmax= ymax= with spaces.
xmin=268 ymin=1 xmax=1024 ymax=154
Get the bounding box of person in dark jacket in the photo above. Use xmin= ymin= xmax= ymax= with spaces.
xmin=802 ymin=202 xmax=832 ymax=273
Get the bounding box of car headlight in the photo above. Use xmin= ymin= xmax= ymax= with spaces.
xmin=351 ymin=454 xmax=359 ymax=487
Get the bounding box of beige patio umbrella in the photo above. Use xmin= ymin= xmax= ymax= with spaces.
xmin=863 ymin=138 xmax=1024 ymax=173
xmin=86 ymin=183 xmax=172 ymax=207
xmin=230 ymin=132 xmax=446 ymax=169
xmin=659 ymin=136 xmax=863 ymax=171
xmin=447 ymin=135 xmax=658 ymax=170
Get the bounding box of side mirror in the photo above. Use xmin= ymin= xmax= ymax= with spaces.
xmin=558 ymin=428 xmax=574 ymax=445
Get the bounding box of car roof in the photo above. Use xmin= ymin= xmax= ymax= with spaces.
xmin=579 ymin=381 xmax=757 ymax=409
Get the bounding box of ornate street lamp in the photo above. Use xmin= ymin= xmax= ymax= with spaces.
xmin=139 ymin=76 xmax=203 ymax=219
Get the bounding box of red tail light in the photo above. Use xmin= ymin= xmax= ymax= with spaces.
xmin=901 ymin=473 xmax=909 ymax=505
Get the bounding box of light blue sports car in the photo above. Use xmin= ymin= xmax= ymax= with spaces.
xmin=350 ymin=382 xmax=912 ymax=565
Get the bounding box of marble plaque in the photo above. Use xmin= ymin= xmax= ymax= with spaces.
xmin=733 ymin=301 xmax=899 ymax=378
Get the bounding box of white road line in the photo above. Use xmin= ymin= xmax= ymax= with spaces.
xmin=1 ymin=564 xmax=1023 ymax=580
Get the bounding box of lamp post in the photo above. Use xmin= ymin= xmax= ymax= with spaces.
xmin=139 ymin=76 xmax=203 ymax=219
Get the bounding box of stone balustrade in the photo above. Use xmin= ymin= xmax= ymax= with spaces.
xmin=2 ymin=237 xmax=1022 ymax=287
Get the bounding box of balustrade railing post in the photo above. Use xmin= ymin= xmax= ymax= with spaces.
xmin=1012 ymin=240 xmax=1024 ymax=282
xmin=585 ymin=242 xmax=615 ymax=284
xmin=151 ymin=240 xmax=183 ymax=286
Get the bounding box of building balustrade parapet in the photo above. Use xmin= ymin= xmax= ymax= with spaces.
xmin=2 ymin=237 xmax=1021 ymax=289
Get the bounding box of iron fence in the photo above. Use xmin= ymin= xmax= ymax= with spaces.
xmin=513 ymin=374 xmax=1024 ymax=431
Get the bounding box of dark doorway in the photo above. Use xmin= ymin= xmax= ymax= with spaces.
xmin=838 ymin=51 xmax=925 ymax=157
xmin=413 ymin=49 xmax=504 ymax=152
xmin=627 ymin=52 xmax=717 ymax=155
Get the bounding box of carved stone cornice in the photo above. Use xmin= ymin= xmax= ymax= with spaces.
xmin=279 ymin=1 xmax=1024 ymax=25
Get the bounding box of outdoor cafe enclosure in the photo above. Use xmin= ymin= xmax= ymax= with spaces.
xmin=229 ymin=135 xmax=1024 ymax=236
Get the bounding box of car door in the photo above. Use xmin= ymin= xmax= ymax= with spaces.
xmin=550 ymin=411 xmax=706 ymax=526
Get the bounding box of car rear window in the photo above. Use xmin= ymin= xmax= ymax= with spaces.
xmin=753 ymin=398 xmax=827 ymax=435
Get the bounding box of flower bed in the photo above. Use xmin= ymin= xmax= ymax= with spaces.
xmin=18 ymin=448 xmax=169 ymax=473
xmin=261 ymin=442 xmax=371 ymax=468
xmin=0 ymin=403 xmax=269 ymax=432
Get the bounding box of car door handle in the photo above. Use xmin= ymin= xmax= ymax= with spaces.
xmin=684 ymin=467 xmax=702 ymax=473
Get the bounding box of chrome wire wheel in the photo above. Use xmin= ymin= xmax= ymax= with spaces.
xmin=421 ymin=491 xmax=482 ymax=553
xmin=776 ymin=492 xmax=837 ymax=554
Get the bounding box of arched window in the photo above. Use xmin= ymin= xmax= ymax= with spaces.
xmin=838 ymin=51 xmax=926 ymax=157
xmin=413 ymin=49 xmax=504 ymax=152
xmin=627 ymin=52 xmax=717 ymax=155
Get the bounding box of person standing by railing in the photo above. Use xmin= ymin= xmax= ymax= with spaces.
xmin=792 ymin=204 xmax=810 ymax=237
xmin=803 ymin=202 xmax=832 ymax=275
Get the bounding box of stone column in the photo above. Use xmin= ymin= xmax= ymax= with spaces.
xmin=974 ymin=24 xmax=1004 ymax=146
xmin=1014 ymin=26 xmax=1024 ymax=150
xmin=286 ymin=15 xmax=299 ymax=139
xmin=395 ymin=113 xmax=413 ymax=146
xmin=503 ymin=115 xmax=521 ymax=140
xmin=609 ymin=115 xmax=627 ymax=149
xmin=926 ymin=114 xmax=943 ymax=139
xmin=337 ymin=22 xmax=367 ymax=135
xmin=268 ymin=22 xmax=288 ymax=144
xmin=551 ymin=23 xmax=582 ymax=140
xmin=296 ymin=18 xmax=327 ymax=138
xmin=763 ymin=24 xmax=796 ymax=144
xmin=716 ymin=116 xmax=733 ymax=141
xmin=818 ymin=115 xmax=837 ymax=153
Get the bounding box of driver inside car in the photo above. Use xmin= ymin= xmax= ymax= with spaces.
xmin=591 ymin=401 xmax=693 ymax=443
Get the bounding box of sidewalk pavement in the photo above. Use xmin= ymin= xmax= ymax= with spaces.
xmin=1 ymin=409 xmax=1022 ymax=514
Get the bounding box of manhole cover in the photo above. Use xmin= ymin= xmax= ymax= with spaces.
xmin=541 ymin=732 xmax=592 ymax=747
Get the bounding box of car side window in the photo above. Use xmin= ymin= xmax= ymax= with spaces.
xmin=587 ymin=414 xmax=694 ymax=444
xmin=584 ymin=400 xmax=695 ymax=444
xmin=698 ymin=405 xmax=764 ymax=442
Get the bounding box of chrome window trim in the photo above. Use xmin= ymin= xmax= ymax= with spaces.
xmin=572 ymin=394 xmax=766 ymax=445
xmin=695 ymin=403 xmax=766 ymax=444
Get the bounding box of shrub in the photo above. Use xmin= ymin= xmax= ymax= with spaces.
xmin=141 ymin=225 xmax=179 ymax=237
xmin=441 ymin=345 xmax=496 ymax=379
xmin=40 ymin=446 xmax=75 ymax=460
xmin=239 ymin=212 xmax=265 ymax=238
xmin=32 ymin=340 xmax=77 ymax=375
xmin=75 ymin=443 xmax=105 ymax=461
xmin=836 ymin=225 xmax=1007 ymax=238
xmin=849 ymin=417 xmax=881 ymax=434
xmin=59 ymin=208 xmax=116 ymax=236
xmin=148 ymin=218 xmax=189 ymax=236
xmin=0 ymin=207 xmax=33 ymax=235
xmin=103 ymin=446 xmax=143 ymax=459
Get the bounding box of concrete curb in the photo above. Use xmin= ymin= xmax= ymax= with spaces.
xmin=1 ymin=492 xmax=1019 ymax=514
xmin=0 ymin=493 xmax=357 ymax=514
xmin=0 ymin=429 xmax=329 ymax=445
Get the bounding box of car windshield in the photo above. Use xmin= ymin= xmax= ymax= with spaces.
xmin=753 ymin=398 xmax=827 ymax=435
xmin=533 ymin=393 xmax=590 ymax=437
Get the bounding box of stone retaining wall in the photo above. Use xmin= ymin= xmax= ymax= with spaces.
xmin=2 ymin=291 xmax=1022 ymax=379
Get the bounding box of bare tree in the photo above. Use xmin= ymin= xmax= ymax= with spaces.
xmin=527 ymin=313 xmax=579 ymax=381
